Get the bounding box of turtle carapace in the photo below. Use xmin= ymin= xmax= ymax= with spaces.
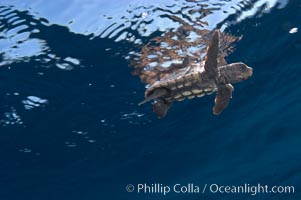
xmin=138 ymin=30 xmax=253 ymax=118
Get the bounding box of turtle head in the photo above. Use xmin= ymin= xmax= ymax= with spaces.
xmin=219 ymin=62 xmax=253 ymax=84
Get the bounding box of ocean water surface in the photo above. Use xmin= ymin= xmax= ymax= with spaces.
xmin=0 ymin=0 xmax=300 ymax=199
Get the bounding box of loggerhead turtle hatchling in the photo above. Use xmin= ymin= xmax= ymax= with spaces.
xmin=138 ymin=30 xmax=253 ymax=118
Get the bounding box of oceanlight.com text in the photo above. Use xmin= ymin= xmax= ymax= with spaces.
xmin=125 ymin=183 xmax=295 ymax=196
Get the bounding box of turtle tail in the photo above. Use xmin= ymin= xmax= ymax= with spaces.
xmin=138 ymin=88 xmax=168 ymax=106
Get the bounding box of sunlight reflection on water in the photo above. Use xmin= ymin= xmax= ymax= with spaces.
xmin=0 ymin=0 xmax=289 ymax=76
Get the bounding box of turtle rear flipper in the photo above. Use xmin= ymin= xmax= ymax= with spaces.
xmin=213 ymin=84 xmax=233 ymax=115
xmin=153 ymin=100 xmax=172 ymax=118
xmin=204 ymin=30 xmax=220 ymax=78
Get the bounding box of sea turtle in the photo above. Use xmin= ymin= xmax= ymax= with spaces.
xmin=138 ymin=30 xmax=253 ymax=118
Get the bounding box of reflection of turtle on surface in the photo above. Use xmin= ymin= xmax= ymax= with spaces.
xmin=131 ymin=30 xmax=253 ymax=118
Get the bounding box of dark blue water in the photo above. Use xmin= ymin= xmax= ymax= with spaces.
xmin=0 ymin=0 xmax=300 ymax=199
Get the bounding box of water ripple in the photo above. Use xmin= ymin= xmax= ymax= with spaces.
xmin=0 ymin=0 xmax=289 ymax=73
xmin=0 ymin=107 xmax=23 ymax=126
xmin=0 ymin=5 xmax=82 ymax=70
xmin=22 ymin=96 xmax=48 ymax=110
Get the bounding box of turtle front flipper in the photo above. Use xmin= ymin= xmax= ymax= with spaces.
xmin=153 ymin=100 xmax=172 ymax=118
xmin=204 ymin=30 xmax=220 ymax=78
xmin=213 ymin=84 xmax=234 ymax=115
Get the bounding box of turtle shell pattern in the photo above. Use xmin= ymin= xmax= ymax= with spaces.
xmin=145 ymin=63 xmax=217 ymax=102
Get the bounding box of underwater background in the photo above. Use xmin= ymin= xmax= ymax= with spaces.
xmin=0 ymin=0 xmax=300 ymax=199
